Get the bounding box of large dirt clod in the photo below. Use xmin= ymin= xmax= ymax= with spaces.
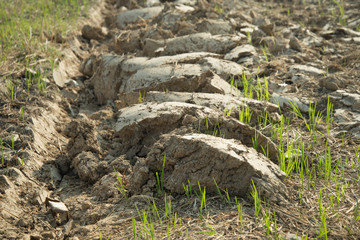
xmin=92 ymin=173 xmax=120 ymax=199
xmin=199 ymin=57 xmax=244 ymax=80
xmin=90 ymin=54 xmax=240 ymax=103
xmin=113 ymin=30 xmax=142 ymax=54
xmin=224 ymin=44 xmax=257 ymax=61
xmin=116 ymin=6 xmax=163 ymax=28
xmin=121 ymin=52 xmax=221 ymax=72
xmin=81 ymin=25 xmax=106 ymax=41
xmin=116 ymin=91 xmax=279 ymax=124
xmin=115 ymin=102 xmax=278 ymax=162
xmin=72 ymin=151 xmax=108 ymax=183
xmin=79 ymin=54 xmax=101 ymax=77
xmin=64 ymin=118 xmax=101 ymax=158
xmin=119 ymin=64 xmax=226 ymax=94
xmin=143 ymin=133 xmax=286 ymax=201
xmin=90 ymin=55 xmax=125 ymax=104
xmin=143 ymin=32 xmax=244 ymax=57
xmin=196 ymin=19 xmax=233 ymax=35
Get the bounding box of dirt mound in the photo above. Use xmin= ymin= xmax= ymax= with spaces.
xmin=140 ymin=133 xmax=286 ymax=202
xmin=87 ymin=53 xmax=243 ymax=104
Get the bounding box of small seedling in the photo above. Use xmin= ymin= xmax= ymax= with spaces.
xmin=11 ymin=135 xmax=15 ymax=150
xmin=173 ymin=212 xmax=177 ymax=228
xmin=7 ymin=79 xmax=14 ymax=100
xmin=223 ymin=104 xmax=233 ymax=117
xmin=164 ymin=194 xmax=172 ymax=219
xmin=224 ymin=188 xmax=231 ymax=203
xmin=238 ymin=105 xmax=252 ymax=124
xmin=150 ymin=199 xmax=161 ymax=224
xmin=156 ymin=153 xmax=166 ymax=195
xmin=252 ymin=127 xmax=259 ymax=150
xmin=333 ymin=0 xmax=346 ymax=25
xmin=183 ymin=179 xmax=193 ymax=199
xmin=0 ymin=137 xmax=3 ymax=165
xmin=98 ymin=230 xmax=111 ymax=240
xmin=230 ymin=76 xmax=235 ymax=94
xmin=114 ymin=168 xmax=127 ymax=199
xmin=214 ymin=3 xmax=224 ymax=14
xmin=247 ymin=32 xmax=252 ymax=45
xmin=261 ymin=46 xmax=269 ymax=62
xmin=354 ymin=200 xmax=360 ymax=222
xmin=199 ymin=222 xmax=219 ymax=236
xmin=326 ymin=96 xmax=333 ymax=135
xmin=317 ymin=189 xmax=329 ymax=239
xmin=251 ymin=180 xmax=261 ymax=219
xmin=132 ymin=218 xmax=137 ymax=240
xmin=263 ymin=205 xmax=272 ymax=237
xmin=235 ymin=197 xmax=243 ymax=227
xmin=21 ymin=107 xmax=25 ymax=122
xmin=264 ymin=76 xmax=269 ymax=101
xmin=139 ymin=90 xmax=146 ymax=103
xmin=183 ymin=182 xmax=191 ymax=199
xmin=213 ymin=178 xmax=223 ymax=200
xmin=198 ymin=182 xmax=207 ymax=218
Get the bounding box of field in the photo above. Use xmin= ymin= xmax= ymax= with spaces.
xmin=1 ymin=0 xmax=360 ymax=239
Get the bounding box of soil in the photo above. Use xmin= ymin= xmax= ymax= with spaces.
xmin=1 ymin=0 xmax=360 ymax=239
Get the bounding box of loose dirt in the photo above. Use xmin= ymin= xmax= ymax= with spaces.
xmin=1 ymin=0 xmax=360 ymax=239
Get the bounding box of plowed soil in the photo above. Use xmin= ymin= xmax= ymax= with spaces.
xmin=1 ymin=0 xmax=360 ymax=239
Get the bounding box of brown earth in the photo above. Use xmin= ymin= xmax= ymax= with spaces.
xmin=1 ymin=0 xmax=360 ymax=239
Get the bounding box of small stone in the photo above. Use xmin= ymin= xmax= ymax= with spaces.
xmin=45 ymin=197 xmax=70 ymax=222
